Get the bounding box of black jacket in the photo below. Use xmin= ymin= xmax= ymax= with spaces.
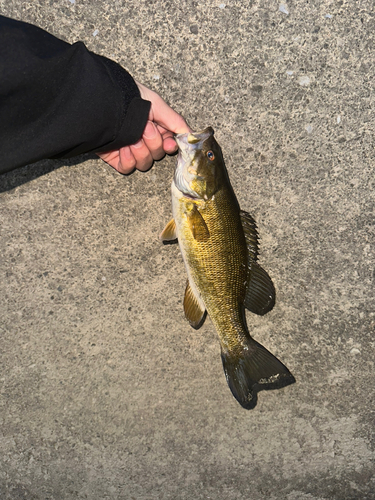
xmin=0 ymin=16 xmax=151 ymax=173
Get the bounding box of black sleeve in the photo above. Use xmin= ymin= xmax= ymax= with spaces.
xmin=0 ymin=16 xmax=151 ymax=174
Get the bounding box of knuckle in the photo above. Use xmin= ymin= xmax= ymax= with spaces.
xmin=119 ymin=159 xmax=136 ymax=174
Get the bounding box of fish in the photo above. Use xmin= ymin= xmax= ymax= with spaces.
xmin=160 ymin=127 xmax=295 ymax=409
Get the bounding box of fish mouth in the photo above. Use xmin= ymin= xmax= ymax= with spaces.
xmin=175 ymin=127 xmax=214 ymax=150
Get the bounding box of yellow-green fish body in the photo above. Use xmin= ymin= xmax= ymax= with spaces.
xmin=161 ymin=127 xmax=295 ymax=409
xmin=172 ymin=177 xmax=247 ymax=350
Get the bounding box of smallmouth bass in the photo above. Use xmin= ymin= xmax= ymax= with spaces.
xmin=160 ymin=127 xmax=295 ymax=409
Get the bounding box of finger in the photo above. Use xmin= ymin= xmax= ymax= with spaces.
xmin=156 ymin=127 xmax=179 ymax=154
xmin=130 ymin=139 xmax=154 ymax=172
xmin=142 ymin=121 xmax=165 ymax=161
xmin=151 ymin=92 xmax=191 ymax=135
xmin=163 ymin=136 xmax=179 ymax=154
xmin=97 ymin=150 xmax=133 ymax=175
xmin=118 ymin=146 xmax=136 ymax=174
xmin=96 ymin=150 xmax=117 ymax=168
xmin=136 ymin=82 xmax=191 ymax=135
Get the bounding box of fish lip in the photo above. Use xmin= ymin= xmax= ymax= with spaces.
xmin=175 ymin=127 xmax=214 ymax=149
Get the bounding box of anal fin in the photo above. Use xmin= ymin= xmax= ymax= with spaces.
xmin=183 ymin=280 xmax=206 ymax=330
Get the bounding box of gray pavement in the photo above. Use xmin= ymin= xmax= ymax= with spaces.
xmin=1 ymin=1 xmax=374 ymax=499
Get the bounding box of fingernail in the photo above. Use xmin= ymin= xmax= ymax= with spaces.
xmin=143 ymin=121 xmax=157 ymax=139
xmin=132 ymin=139 xmax=144 ymax=149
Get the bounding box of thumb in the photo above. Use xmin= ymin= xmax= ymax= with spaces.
xmin=136 ymin=82 xmax=191 ymax=135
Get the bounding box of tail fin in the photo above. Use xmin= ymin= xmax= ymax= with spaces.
xmin=221 ymin=340 xmax=295 ymax=409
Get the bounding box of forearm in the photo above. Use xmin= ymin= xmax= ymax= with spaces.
xmin=0 ymin=16 xmax=150 ymax=174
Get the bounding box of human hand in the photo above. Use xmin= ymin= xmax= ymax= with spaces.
xmin=97 ymin=82 xmax=191 ymax=174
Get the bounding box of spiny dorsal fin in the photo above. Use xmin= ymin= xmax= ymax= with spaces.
xmin=244 ymin=261 xmax=275 ymax=316
xmin=183 ymin=280 xmax=206 ymax=329
xmin=186 ymin=205 xmax=210 ymax=242
xmin=240 ymin=210 xmax=259 ymax=262
xmin=160 ymin=218 xmax=177 ymax=242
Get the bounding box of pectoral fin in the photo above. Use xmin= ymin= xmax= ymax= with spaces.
xmin=183 ymin=281 xmax=206 ymax=329
xmin=244 ymin=261 xmax=275 ymax=315
xmin=160 ymin=218 xmax=177 ymax=243
xmin=186 ymin=206 xmax=210 ymax=242
xmin=240 ymin=210 xmax=259 ymax=261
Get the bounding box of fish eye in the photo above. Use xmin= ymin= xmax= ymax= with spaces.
xmin=207 ymin=151 xmax=215 ymax=161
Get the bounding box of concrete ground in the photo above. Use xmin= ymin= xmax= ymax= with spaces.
xmin=1 ymin=1 xmax=374 ymax=499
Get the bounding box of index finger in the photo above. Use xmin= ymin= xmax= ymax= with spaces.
xmin=136 ymin=82 xmax=191 ymax=135
xmin=151 ymin=93 xmax=191 ymax=135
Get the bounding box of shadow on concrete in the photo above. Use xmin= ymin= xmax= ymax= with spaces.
xmin=0 ymin=153 xmax=97 ymax=193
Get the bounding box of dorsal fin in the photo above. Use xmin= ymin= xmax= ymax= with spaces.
xmin=240 ymin=210 xmax=275 ymax=315
xmin=240 ymin=210 xmax=259 ymax=261
xmin=183 ymin=280 xmax=206 ymax=329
